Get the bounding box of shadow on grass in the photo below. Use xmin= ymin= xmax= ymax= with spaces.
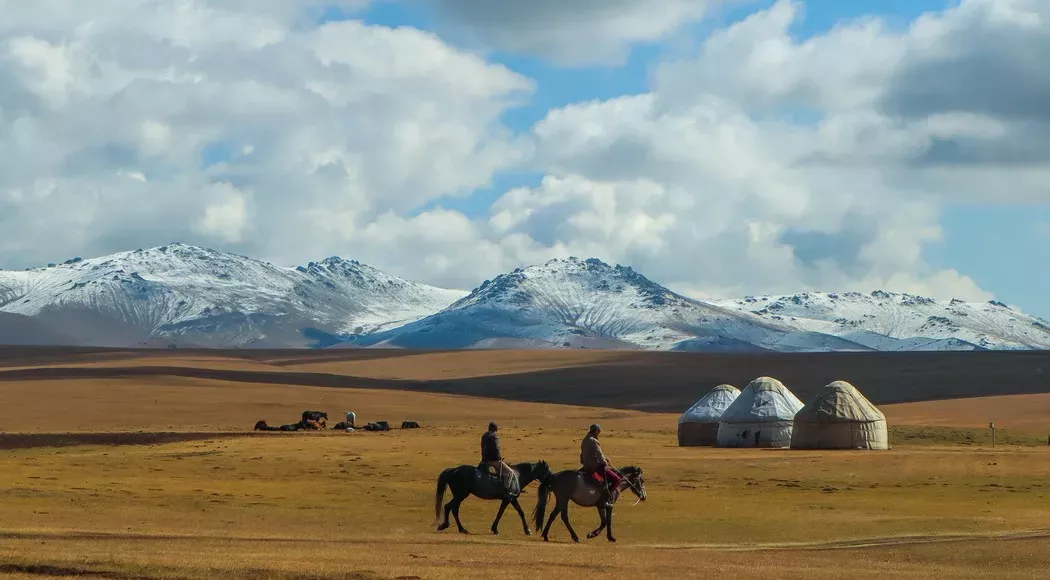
xmin=0 ymin=561 xmax=393 ymax=580
xmin=0 ymin=431 xmax=264 ymax=451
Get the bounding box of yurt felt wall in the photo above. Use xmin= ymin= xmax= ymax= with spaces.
xmin=790 ymin=380 xmax=889 ymax=450
xmin=716 ymin=376 xmax=803 ymax=448
xmin=678 ymin=384 xmax=740 ymax=446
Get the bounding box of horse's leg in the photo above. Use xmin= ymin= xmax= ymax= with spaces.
xmin=510 ymin=498 xmax=532 ymax=535
xmin=438 ymin=483 xmax=458 ymax=532
xmin=587 ymin=506 xmax=607 ymax=539
xmin=490 ymin=499 xmax=510 ymax=535
xmin=559 ymin=500 xmax=580 ymax=543
xmin=541 ymin=505 xmax=560 ymax=541
xmin=438 ymin=499 xmax=453 ymax=531
xmin=451 ymin=494 xmax=469 ymax=534
xmin=605 ymin=505 xmax=616 ymax=542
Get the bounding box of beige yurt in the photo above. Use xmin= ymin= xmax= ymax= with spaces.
xmin=790 ymin=380 xmax=889 ymax=450
xmin=716 ymin=377 xmax=803 ymax=448
xmin=678 ymin=384 xmax=740 ymax=446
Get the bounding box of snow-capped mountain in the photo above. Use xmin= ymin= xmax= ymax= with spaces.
xmin=339 ymin=258 xmax=894 ymax=352
xmin=711 ymin=291 xmax=1050 ymax=351
xmin=2 ymin=247 xmax=1048 ymax=351
xmin=0 ymin=243 xmax=466 ymax=347
xmin=340 ymin=258 xmax=1050 ymax=352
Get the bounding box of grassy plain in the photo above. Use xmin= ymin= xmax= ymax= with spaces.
xmin=1 ymin=349 xmax=1050 ymax=578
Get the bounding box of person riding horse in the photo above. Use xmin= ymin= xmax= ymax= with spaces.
xmin=580 ymin=424 xmax=623 ymax=503
xmin=481 ymin=422 xmax=517 ymax=500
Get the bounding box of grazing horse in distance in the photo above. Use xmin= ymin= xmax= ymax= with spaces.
xmin=533 ymin=465 xmax=646 ymax=543
xmin=434 ymin=460 xmax=554 ymax=536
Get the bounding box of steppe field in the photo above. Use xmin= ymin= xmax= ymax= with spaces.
xmin=3 ymin=347 xmax=1050 ymax=579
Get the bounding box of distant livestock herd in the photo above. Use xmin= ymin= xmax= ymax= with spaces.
xmin=677 ymin=377 xmax=889 ymax=450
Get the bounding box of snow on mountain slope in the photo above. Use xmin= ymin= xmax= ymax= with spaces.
xmin=0 ymin=243 xmax=466 ymax=347
xmin=3 ymin=247 xmax=1048 ymax=351
xmin=711 ymin=291 xmax=1050 ymax=351
xmin=343 ymin=257 xmax=868 ymax=351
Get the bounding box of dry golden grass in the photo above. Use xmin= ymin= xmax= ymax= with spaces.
xmin=884 ymin=394 xmax=1050 ymax=432
xmin=2 ymin=351 xmax=1050 ymax=578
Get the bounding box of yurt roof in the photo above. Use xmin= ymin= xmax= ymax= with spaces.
xmin=679 ymin=384 xmax=741 ymax=424
xmin=794 ymin=380 xmax=886 ymax=423
xmin=719 ymin=376 xmax=803 ymax=423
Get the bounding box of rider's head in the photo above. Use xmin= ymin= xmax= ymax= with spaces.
xmin=488 ymin=421 xmax=498 ymax=432
xmin=589 ymin=423 xmax=601 ymax=436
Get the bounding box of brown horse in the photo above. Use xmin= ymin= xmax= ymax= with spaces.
xmin=533 ymin=465 xmax=646 ymax=543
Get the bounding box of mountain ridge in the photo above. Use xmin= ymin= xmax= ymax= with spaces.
xmin=2 ymin=245 xmax=1048 ymax=351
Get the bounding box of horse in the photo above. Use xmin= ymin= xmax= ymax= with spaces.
xmin=533 ymin=465 xmax=647 ymax=543
xmin=301 ymin=411 xmax=327 ymax=430
xmin=434 ymin=460 xmax=554 ymax=536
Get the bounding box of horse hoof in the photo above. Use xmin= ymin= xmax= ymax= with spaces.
xmin=491 ymin=529 xmax=499 ymax=535
xmin=458 ymin=529 xmax=470 ymax=535
xmin=587 ymin=532 xmax=599 ymax=539
xmin=572 ymin=537 xmax=580 ymax=543
xmin=543 ymin=536 xmax=549 ymax=542
xmin=608 ymin=537 xmax=617 ymax=542
xmin=525 ymin=529 xmax=533 ymax=536
xmin=437 ymin=524 xmax=449 ymax=532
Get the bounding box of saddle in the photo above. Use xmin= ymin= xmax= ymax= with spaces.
xmin=479 ymin=462 xmax=518 ymax=478
xmin=478 ymin=462 xmax=522 ymax=496
xmin=579 ymin=469 xmax=605 ymax=484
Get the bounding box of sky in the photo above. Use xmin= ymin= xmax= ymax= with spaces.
xmin=1 ymin=0 xmax=1048 ymax=317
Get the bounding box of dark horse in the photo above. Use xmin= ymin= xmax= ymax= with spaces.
xmin=434 ymin=460 xmax=553 ymax=535
xmin=533 ymin=466 xmax=646 ymax=543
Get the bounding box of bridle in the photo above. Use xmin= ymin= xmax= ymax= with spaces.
xmin=610 ymin=464 xmax=646 ymax=505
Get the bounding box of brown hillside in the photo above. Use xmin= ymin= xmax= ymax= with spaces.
xmin=2 ymin=347 xmax=1049 ymax=411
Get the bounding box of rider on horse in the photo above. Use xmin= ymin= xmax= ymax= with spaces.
xmin=580 ymin=424 xmax=623 ymax=503
xmin=481 ymin=422 xmax=517 ymax=500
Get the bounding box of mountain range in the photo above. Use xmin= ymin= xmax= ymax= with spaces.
xmin=1 ymin=243 xmax=1048 ymax=352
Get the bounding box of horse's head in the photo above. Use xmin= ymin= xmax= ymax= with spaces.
xmin=518 ymin=460 xmax=554 ymax=483
xmin=535 ymin=460 xmax=554 ymax=482
xmin=620 ymin=466 xmax=647 ymax=502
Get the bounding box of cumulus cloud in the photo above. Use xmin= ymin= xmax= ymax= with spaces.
xmin=423 ymin=0 xmax=739 ymax=66
xmin=471 ymin=0 xmax=1050 ymax=301
xmin=0 ymin=0 xmax=531 ymax=271
xmin=0 ymin=0 xmax=1047 ymax=307
xmin=195 ymin=182 xmax=250 ymax=243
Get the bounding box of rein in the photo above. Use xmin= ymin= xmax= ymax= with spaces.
xmin=608 ymin=462 xmax=645 ymax=506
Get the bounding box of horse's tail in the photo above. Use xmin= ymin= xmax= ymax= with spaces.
xmin=533 ymin=474 xmax=552 ymax=531
xmin=434 ymin=468 xmax=451 ymax=524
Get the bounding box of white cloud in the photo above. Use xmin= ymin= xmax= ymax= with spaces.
xmin=0 ymin=0 xmax=531 ymax=269
xmin=195 ymin=182 xmax=250 ymax=243
xmin=424 ymin=0 xmax=742 ymax=66
xmin=467 ymin=0 xmax=1050 ymax=301
xmin=1 ymin=0 xmax=1047 ymax=309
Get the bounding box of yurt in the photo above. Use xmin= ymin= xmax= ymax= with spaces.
xmin=716 ymin=377 xmax=803 ymax=448
xmin=678 ymin=384 xmax=741 ymax=446
xmin=790 ymin=380 xmax=889 ymax=450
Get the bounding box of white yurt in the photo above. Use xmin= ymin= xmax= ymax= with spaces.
xmin=716 ymin=376 xmax=803 ymax=448
xmin=678 ymin=384 xmax=741 ymax=446
xmin=790 ymin=380 xmax=889 ymax=450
